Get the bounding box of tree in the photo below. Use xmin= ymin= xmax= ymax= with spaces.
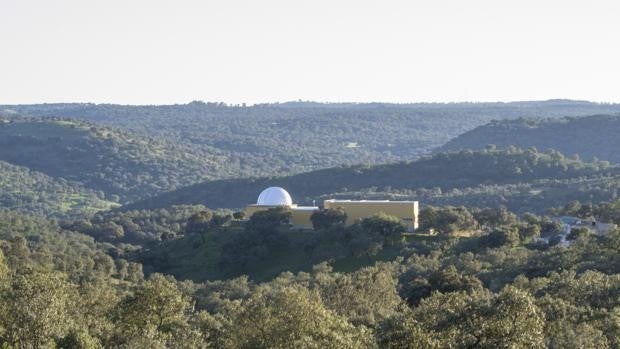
xmin=211 ymin=214 xmax=233 ymax=228
xmin=485 ymin=286 xmax=545 ymax=348
xmin=73 ymin=280 xmax=120 ymax=346
xmin=567 ymin=227 xmax=592 ymax=241
xmin=377 ymin=308 xmax=439 ymax=349
xmin=310 ymin=208 xmax=347 ymax=230
xmin=56 ymin=328 xmax=103 ymax=349
xmin=115 ymin=273 xmax=193 ymax=346
xmin=546 ymin=322 xmax=609 ymax=349
xmin=0 ymin=250 xmax=8 ymax=286
xmin=413 ymin=286 xmax=545 ymax=348
xmin=185 ymin=210 xmax=214 ymax=234
xmin=361 ymin=213 xmax=406 ymax=245
xmin=245 ymin=207 xmax=292 ymax=233
xmin=0 ymin=270 xmax=76 ymax=348
xmin=484 ymin=225 xmax=521 ymax=247
xmin=473 ymin=206 xmax=517 ymax=228
xmin=229 ymin=285 xmax=374 ymax=348
xmin=191 ymin=311 xmax=229 ymax=349
xmin=419 ymin=206 xmax=478 ymax=235
xmin=313 ymin=264 xmax=403 ymax=327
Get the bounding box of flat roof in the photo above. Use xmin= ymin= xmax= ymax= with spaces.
xmin=324 ymin=199 xmax=418 ymax=204
xmin=292 ymin=206 xmax=320 ymax=211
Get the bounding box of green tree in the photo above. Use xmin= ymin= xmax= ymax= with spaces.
xmin=484 ymin=225 xmax=521 ymax=247
xmin=310 ymin=208 xmax=347 ymax=230
xmin=419 ymin=206 xmax=478 ymax=235
xmin=567 ymin=227 xmax=592 ymax=241
xmin=115 ymin=273 xmax=194 ymax=346
xmin=185 ymin=210 xmax=214 ymax=234
xmin=376 ymin=307 xmax=439 ymax=349
xmin=245 ymin=207 xmax=292 ymax=233
xmin=229 ymin=285 xmax=375 ymax=348
xmin=414 ymin=286 xmax=545 ymax=348
xmin=361 ymin=213 xmax=406 ymax=245
xmin=0 ymin=270 xmax=76 ymax=348
xmin=0 ymin=250 xmax=8 ymax=286
xmin=314 ymin=264 xmax=403 ymax=326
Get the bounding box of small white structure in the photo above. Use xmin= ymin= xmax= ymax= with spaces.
xmin=257 ymin=187 xmax=293 ymax=206
xmin=557 ymin=216 xmax=617 ymax=236
xmin=246 ymin=187 xmax=318 ymax=229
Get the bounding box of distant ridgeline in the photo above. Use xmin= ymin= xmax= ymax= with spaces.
xmin=124 ymin=148 xmax=620 ymax=214
xmin=4 ymin=100 xmax=620 ymax=176
xmin=439 ymin=114 xmax=620 ymax=164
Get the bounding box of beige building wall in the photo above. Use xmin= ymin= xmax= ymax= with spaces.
xmin=245 ymin=200 xmax=419 ymax=231
xmin=245 ymin=204 xmax=280 ymax=217
xmin=290 ymin=208 xmax=317 ymax=229
xmin=324 ymin=200 xmax=419 ymax=231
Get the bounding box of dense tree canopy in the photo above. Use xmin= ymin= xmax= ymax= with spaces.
xmin=1 ymin=198 xmax=620 ymax=347
xmin=440 ymin=114 xmax=620 ymax=164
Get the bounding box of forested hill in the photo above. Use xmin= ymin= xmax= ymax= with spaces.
xmin=0 ymin=160 xmax=116 ymax=218
xmin=124 ymin=148 xmax=618 ymax=211
xmin=0 ymin=117 xmax=239 ymax=202
xmin=439 ymin=114 xmax=620 ymax=163
xmin=4 ymin=100 xmax=620 ymax=174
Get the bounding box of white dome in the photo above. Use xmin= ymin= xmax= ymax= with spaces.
xmin=257 ymin=187 xmax=293 ymax=206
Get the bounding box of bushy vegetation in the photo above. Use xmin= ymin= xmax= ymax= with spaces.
xmin=3 ymin=197 xmax=620 ymax=347
xmin=0 ymin=161 xmax=116 ymax=218
xmin=126 ymin=147 xmax=618 ymax=214
xmin=6 ymin=100 xmax=620 ymax=176
xmin=4 ymin=102 xmax=620 ymax=347
xmin=440 ymin=114 xmax=620 ymax=163
xmin=60 ymin=205 xmax=211 ymax=245
xmin=0 ymin=117 xmax=238 ymax=202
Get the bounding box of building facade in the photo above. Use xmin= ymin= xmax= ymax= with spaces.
xmin=324 ymin=199 xmax=419 ymax=231
xmin=245 ymin=187 xmax=419 ymax=231
xmin=244 ymin=187 xmax=319 ymax=230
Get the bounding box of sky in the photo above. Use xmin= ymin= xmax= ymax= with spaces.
xmin=1 ymin=0 xmax=619 ymax=105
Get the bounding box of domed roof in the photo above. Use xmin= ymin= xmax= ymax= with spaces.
xmin=257 ymin=187 xmax=293 ymax=206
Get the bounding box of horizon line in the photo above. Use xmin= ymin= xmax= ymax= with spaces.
xmin=2 ymin=98 xmax=620 ymax=108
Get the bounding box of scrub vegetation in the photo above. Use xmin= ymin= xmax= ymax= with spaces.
xmin=440 ymin=114 xmax=620 ymax=163
xmin=126 ymin=147 xmax=620 ymax=214
xmin=0 ymin=117 xmax=237 ymax=203
xmin=5 ymin=100 xmax=620 ymax=176
xmin=2 ymin=197 xmax=620 ymax=347
xmin=3 ymin=103 xmax=620 ymax=347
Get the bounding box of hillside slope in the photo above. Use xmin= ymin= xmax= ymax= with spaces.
xmin=5 ymin=100 xmax=620 ymax=174
xmin=123 ymin=148 xmax=619 ymax=213
xmin=0 ymin=160 xmax=115 ymax=218
xmin=0 ymin=117 xmax=237 ymax=202
xmin=438 ymin=115 xmax=620 ymax=163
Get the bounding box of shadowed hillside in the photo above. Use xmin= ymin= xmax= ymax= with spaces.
xmin=439 ymin=114 xmax=620 ymax=163
xmin=123 ymin=148 xmax=619 ymax=213
xmin=0 ymin=117 xmax=238 ymax=202
xmin=0 ymin=161 xmax=116 ymax=218
xmin=5 ymin=100 xmax=620 ymax=174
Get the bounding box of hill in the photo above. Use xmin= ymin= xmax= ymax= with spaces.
xmin=4 ymin=100 xmax=620 ymax=175
xmin=0 ymin=117 xmax=239 ymax=203
xmin=438 ymin=114 xmax=620 ymax=163
xmin=0 ymin=160 xmax=116 ymax=218
xmin=124 ymin=148 xmax=619 ymax=213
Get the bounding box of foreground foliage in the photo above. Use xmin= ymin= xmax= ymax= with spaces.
xmin=2 ymin=197 xmax=620 ymax=347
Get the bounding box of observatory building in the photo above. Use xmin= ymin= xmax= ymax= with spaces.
xmin=245 ymin=187 xmax=319 ymax=229
xmin=245 ymin=187 xmax=419 ymax=231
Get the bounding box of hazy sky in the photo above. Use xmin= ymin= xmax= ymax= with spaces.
xmin=1 ymin=0 xmax=619 ymax=104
